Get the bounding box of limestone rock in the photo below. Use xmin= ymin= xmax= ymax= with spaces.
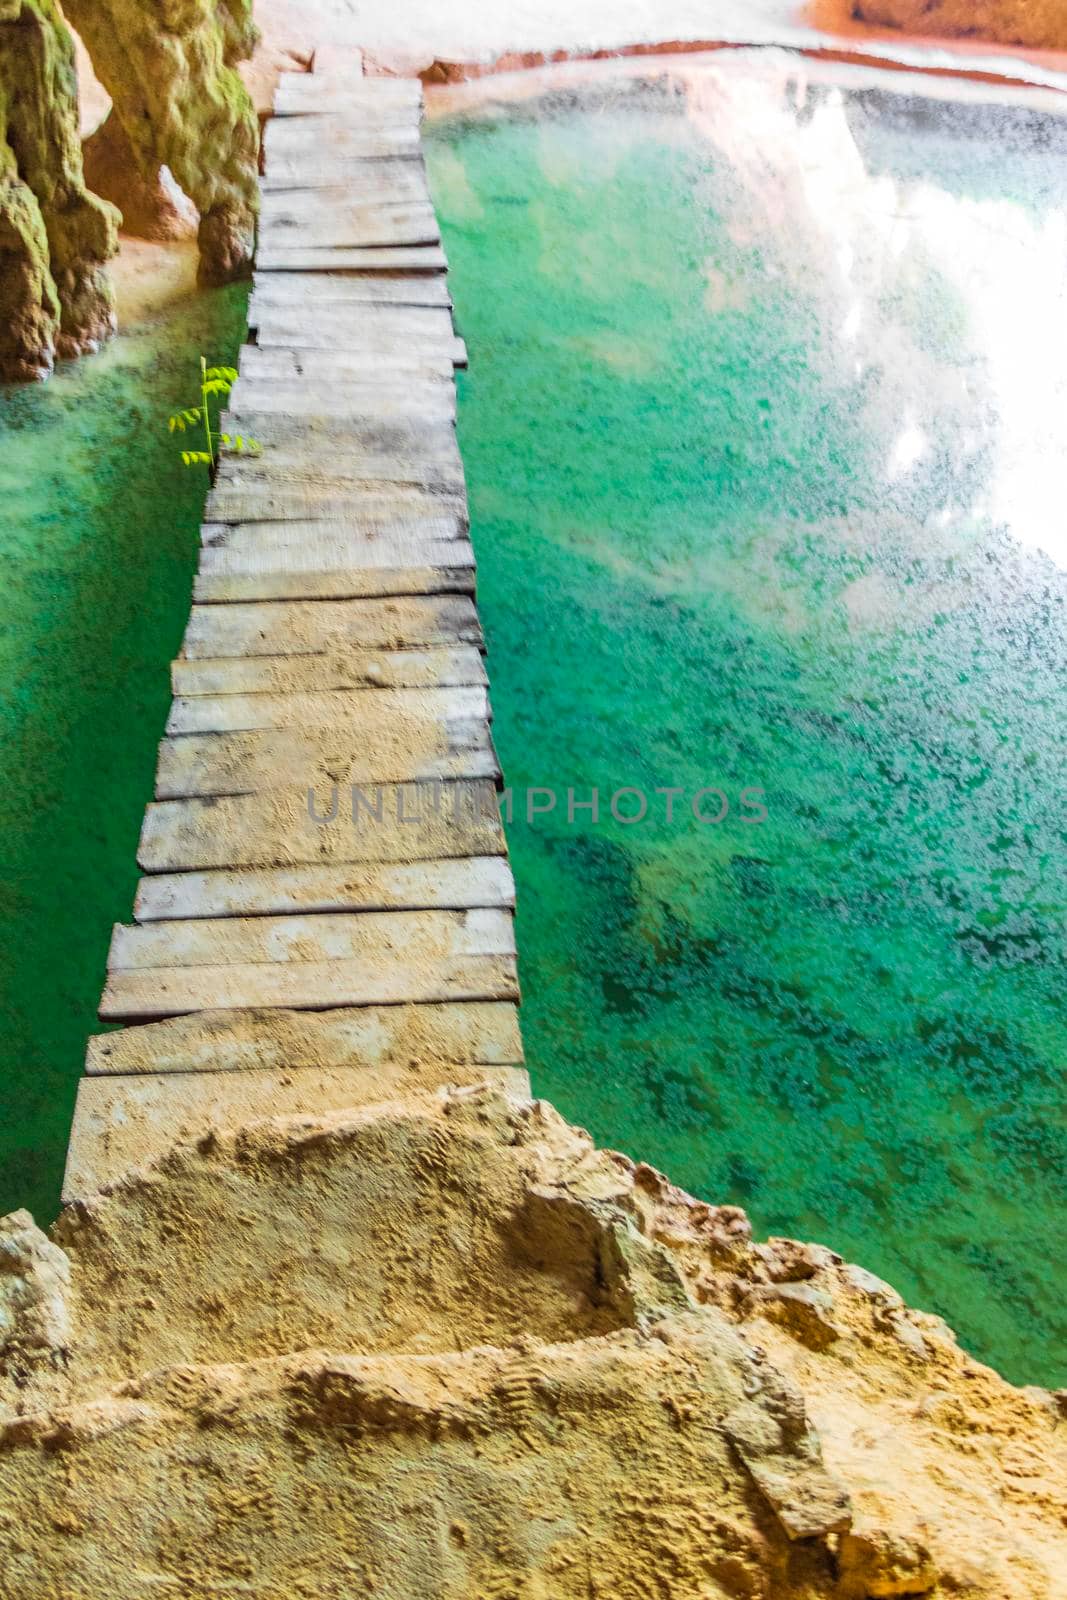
xmin=0 ymin=0 xmax=117 ymax=381
xmin=82 ymin=112 xmax=198 ymax=241
xmin=1 ymin=1085 xmax=1064 ymax=1598
xmin=62 ymin=0 xmax=260 ymax=285
xmin=852 ymin=0 xmax=1067 ymax=51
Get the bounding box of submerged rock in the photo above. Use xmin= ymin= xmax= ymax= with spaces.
xmin=0 ymin=0 xmax=118 ymax=381
xmin=853 ymin=0 xmax=1067 ymax=51
xmin=1 ymin=1082 xmax=1063 ymax=1597
xmin=63 ymin=0 xmax=260 ymax=285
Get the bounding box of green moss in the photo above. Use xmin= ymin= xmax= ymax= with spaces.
xmin=0 ymin=0 xmax=118 ymax=379
xmin=63 ymin=0 xmax=260 ymax=284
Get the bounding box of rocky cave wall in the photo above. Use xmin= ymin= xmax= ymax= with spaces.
xmin=853 ymin=0 xmax=1067 ymax=51
xmin=0 ymin=0 xmax=117 ymax=381
xmin=65 ymin=0 xmax=260 ymax=283
xmin=0 ymin=0 xmax=258 ymax=381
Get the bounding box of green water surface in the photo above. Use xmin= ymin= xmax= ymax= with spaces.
xmin=426 ymin=74 xmax=1066 ymax=1384
xmin=0 ymin=282 xmax=248 ymax=1223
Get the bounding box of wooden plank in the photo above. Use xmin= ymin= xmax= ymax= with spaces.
xmin=251 ymin=300 xmax=455 ymax=340
xmin=263 ymin=123 xmax=422 ymax=160
xmin=228 ymin=380 xmax=457 ymax=421
xmin=193 ymin=563 xmax=476 ymax=603
xmin=87 ymin=1000 xmax=522 ymax=1074
xmin=166 ymin=682 xmax=488 ymax=735
xmin=204 ymin=482 xmax=469 ymax=524
xmin=238 ymin=344 xmax=454 ymax=377
xmin=154 ymin=719 xmax=498 ymax=799
xmin=195 ymin=539 xmax=475 ymax=580
xmin=100 ymin=952 xmax=518 ymax=1021
xmin=64 ymin=1056 xmax=529 ymax=1200
xmin=258 ymin=200 xmax=439 ymax=250
xmin=133 ymin=856 xmax=514 ymax=922
xmin=261 ymin=163 xmax=431 ymax=201
xmin=137 ymin=780 xmax=504 ymax=872
xmin=178 ymin=595 xmax=483 ymax=659
xmin=253 ymin=324 xmax=466 ymax=366
xmin=260 ymin=188 xmax=438 ymax=236
xmin=256 ymin=245 xmax=447 ymax=273
xmin=237 ymin=345 xmax=456 ymax=381
xmin=250 ymin=272 xmax=452 ymax=308
xmin=262 ymin=158 xmax=434 ymax=193
xmin=109 ymin=906 xmax=514 ymax=972
xmin=172 ymin=645 xmax=487 ymax=696
xmin=273 ymin=78 xmax=423 ymax=117
xmin=201 ymin=514 xmax=466 ymax=550
xmin=216 ymin=414 xmax=460 ymax=462
xmin=212 ymin=453 xmax=466 ymax=495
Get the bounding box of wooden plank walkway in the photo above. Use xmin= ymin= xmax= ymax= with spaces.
xmin=64 ymin=62 xmax=524 ymax=1200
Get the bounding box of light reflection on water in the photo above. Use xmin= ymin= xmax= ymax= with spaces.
xmin=426 ymin=56 xmax=1066 ymax=1384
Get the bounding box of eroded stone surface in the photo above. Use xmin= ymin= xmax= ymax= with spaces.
xmin=852 ymin=0 xmax=1067 ymax=51
xmin=1 ymin=1087 xmax=1064 ymax=1598
xmin=63 ymin=0 xmax=259 ymax=284
xmin=0 ymin=0 xmax=118 ymax=380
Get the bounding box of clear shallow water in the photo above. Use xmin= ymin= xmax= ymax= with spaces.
xmin=426 ymin=63 xmax=1067 ymax=1384
xmin=0 ymin=282 xmax=247 ymax=1224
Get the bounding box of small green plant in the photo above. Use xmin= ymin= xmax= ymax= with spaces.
xmin=169 ymin=356 xmax=261 ymax=468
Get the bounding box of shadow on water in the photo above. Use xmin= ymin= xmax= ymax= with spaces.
xmin=0 ymin=282 xmax=248 ymax=1223
xmin=426 ymin=59 xmax=1067 ymax=1384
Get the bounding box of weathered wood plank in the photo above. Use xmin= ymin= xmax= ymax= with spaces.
xmin=204 ymin=482 xmax=469 ymax=525
xmin=172 ymin=645 xmax=487 ymax=696
xmin=193 ymin=563 xmax=476 ymax=603
xmin=109 ymin=906 xmax=514 ymax=972
xmin=166 ymin=682 xmax=488 ymax=735
xmin=273 ymin=77 xmax=423 ymax=117
xmin=133 ymin=856 xmax=515 ymax=922
xmin=138 ymin=780 xmax=504 ymax=871
xmin=258 ymin=200 xmax=439 ymax=250
xmin=263 ymin=124 xmax=422 ymax=162
xmin=256 ymin=244 xmax=447 ymax=273
xmin=260 ymin=187 xmax=438 ymax=234
xmin=64 ymin=1054 xmax=528 ymax=1199
xmin=217 ymin=412 xmax=460 ymax=459
xmin=155 ymin=718 xmax=498 ymax=799
xmin=201 ymin=514 xmax=466 ymax=551
xmin=237 ymin=345 xmax=457 ymax=382
xmin=178 ymin=595 xmax=483 ymax=659
xmin=213 ymin=453 xmax=466 ymax=496
xmin=253 ymin=324 xmax=466 ymax=366
xmin=228 ymin=381 xmax=457 ymax=421
xmin=196 ymin=540 xmax=475 ymax=582
xmin=100 ymin=952 xmax=519 ymax=1021
xmin=261 ymin=162 xmax=431 ymax=202
xmin=250 ymin=272 xmax=452 ymax=308
xmin=86 ymin=999 xmax=523 ymax=1074
xmin=251 ymin=299 xmax=455 ymax=340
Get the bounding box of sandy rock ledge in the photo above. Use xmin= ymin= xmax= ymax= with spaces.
xmin=1 ymin=1084 xmax=1064 ymax=1598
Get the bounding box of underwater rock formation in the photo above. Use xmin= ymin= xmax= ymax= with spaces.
xmin=853 ymin=0 xmax=1067 ymax=51
xmin=0 ymin=0 xmax=117 ymax=381
xmin=1 ymin=1083 xmax=1064 ymax=1598
xmin=62 ymin=0 xmax=260 ymax=283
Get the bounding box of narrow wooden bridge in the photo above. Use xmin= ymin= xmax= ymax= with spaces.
xmin=65 ymin=61 xmax=525 ymax=1199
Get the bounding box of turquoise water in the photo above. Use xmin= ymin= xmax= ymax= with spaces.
xmin=0 ymin=279 xmax=248 ymax=1224
xmin=426 ymin=69 xmax=1067 ymax=1384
